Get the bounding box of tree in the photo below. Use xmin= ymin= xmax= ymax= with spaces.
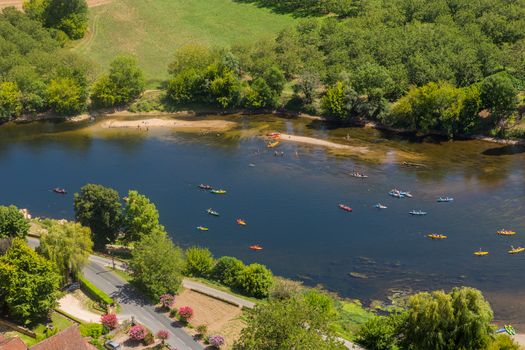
xmin=42 ymin=0 xmax=88 ymax=39
xmin=236 ymin=263 xmax=273 ymax=298
xmin=0 ymin=82 xmax=22 ymax=121
xmin=166 ymin=69 xmax=204 ymax=104
xmin=129 ymin=324 xmax=147 ymax=340
xmin=234 ymin=294 xmax=345 ymax=350
xmin=244 ymin=77 xmax=278 ymax=109
xmin=402 ymin=287 xmax=493 ymax=350
xmin=185 ymin=247 xmax=214 ymax=278
xmin=263 ymin=66 xmax=286 ymax=95
xmin=322 ymin=81 xmax=347 ymax=119
xmin=23 ymin=0 xmax=46 ymax=21
xmin=294 ymin=71 xmax=320 ymax=105
xmin=129 ymin=232 xmax=185 ymax=300
xmin=123 ymin=190 xmax=162 ymax=243
xmin=356 ymin=313 xmax=405 ymax=350
xmin=100 ymin=313 xmax=118 ymax=330
xmin=46 ymin=76 xmax=88 ymax=115
xmin=168 ymin=44 xmax=217 ymax=76
xmin=0 ymin=205 xmax=29 ymax=239
xmin=211 ymin=256 xmax=245 ymax=286
xmin=480 ymin=72 xmax=518 ymax=125
xmin=38 ymin=221 xmax=93 ymax=283
xmin=74 ymin=184 xmax=122 ymax=251
xmin=0 ymin=238 xmax=60 ymax=324
xmin=90 ymin=75 xmax=116 ymax=108
xmin=207 ymin=65 xmax=242 ymax=108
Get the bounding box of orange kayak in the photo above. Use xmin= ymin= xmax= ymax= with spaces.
xmin=249 ymin=245 xmax=263 ymax=251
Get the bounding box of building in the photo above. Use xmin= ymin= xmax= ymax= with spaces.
xmin=0 ymin=326 xmax=97 ymax=350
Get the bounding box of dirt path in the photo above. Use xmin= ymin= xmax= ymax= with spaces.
xmin=58 ymin=294 xmax=102 ymax=323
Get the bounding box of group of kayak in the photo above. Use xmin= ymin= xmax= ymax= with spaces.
xmin=198 ymin=186 xmax=261 ymax=250
xmin=474 ymin=230 xmax=523 ymax=256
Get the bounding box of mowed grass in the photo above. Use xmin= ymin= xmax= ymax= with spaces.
xmin=73 ymin=0 xmax=296 ymax=85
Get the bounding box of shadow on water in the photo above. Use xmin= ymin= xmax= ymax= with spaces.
xmin=482 ymin=145 xmax=525 ymax=156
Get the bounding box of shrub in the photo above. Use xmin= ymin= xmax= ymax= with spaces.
xmin=144 ymin=331 xmax=154 ymax=345
xmin=129 ymin=325 xmax=147 ymax=341
xmin=185 ymin=247 xmax=214 ymax=277
xmin=211 ymin=256 xmax=245 ymax=287
xmin=355 ymin=313 xmax=404 ymax=350
xmin=79 ymin=323 xmax=105 ymax=338
xmin=0 ymin=205 xmax=29 ymax=239
xmin=196 ymin=324 xmax=208 ymax=336
xmin=269 ymin=277 xmax=303 ymax=300
xmin=486 ymin=334 xmax=520 ymax=350
xmin=100 ymin=314 xmax=118 ymax=330
xmin=169 ymin=308 xmax=178 ymax=318
xmin=159 ymin=293 xmax=175 ymax=309
xmin=236 ymin=263 xmax=273 ymax=298
xmin=178 ymin=306 xmax=194 ymax=322
xmin=80 ymin=275 xmax=114 ymax=307
xmin=208 ymin=335 xmax=225 ymax=348
xmin=156 ymin=329 xmax=169 ymax=343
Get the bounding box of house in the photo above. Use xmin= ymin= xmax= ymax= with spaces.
xmin=0 ymin=326 xmax=97 ymax=350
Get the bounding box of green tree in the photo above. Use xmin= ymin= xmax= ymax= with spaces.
xmin=74 ymin=184 xmax=122 ymax=250
xmin=46 ymin=76 xmax=88 ymax=115
xmin=0 ymin=205 xmax=29 ymax=239
xmin=294 ymin=70 xmax=320 ymax=105
xmin=236 ymin=263 xmax=273 ymax=298
xmin=207 ymin=65 xmax=242 ymax=108
xmin=480 ymin=72 xmax=518 ymax=125
xmin=123 ymin=190 xmax=162 ymax=243
xmin=244 ymin=77 xmax=277 ymax=109
xmin=263 ymin=66 xmax=286 ymax=95
xmin=234 ymin=294 xmax=346 ymax=350
xmin=356 ymin=313 xmax=405 ymax=350
xmin=168 ymin=44 xmax=216 ymax=76
xmin=166 ymin=69 xmax=204 ymax=104
xmin=38 ymin=221 xmax=93 ymax=284
xmin=185 ymin=247 xmax=214 ymax=278
xmin=322 ymin=81 xmax=347 ymax=119
xmin=23 ymin=0 xmax=45 ymax=21
xmin=210 ymin=256 xmax=245 ymax=286
xmin=130 ymin=232 xmax=185 ymax=300
xmin=0 ymin=82 xmax=22 ymax=121
xmin=90 ymin=75 xmax=116 ymax=108
xmin=0 ymin=238 xmax=60 ymax=324
xmin=42 ymin=0 xmax=88 ymax=39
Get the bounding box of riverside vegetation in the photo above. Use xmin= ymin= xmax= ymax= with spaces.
xmin=0 ymin=0 xmax=524 ymax=139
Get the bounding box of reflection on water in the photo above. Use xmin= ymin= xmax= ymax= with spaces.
xmin=0 ymin=115 xmax=524 ymax=327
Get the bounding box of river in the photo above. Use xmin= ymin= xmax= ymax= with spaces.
xmin=1 ymin=114 xmax=524 ymax=326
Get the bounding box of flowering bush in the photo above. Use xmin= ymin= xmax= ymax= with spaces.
xmin=209 ymin=335 xmax=225 ymax=348
xmin=178 ymin=306 xmax=193 ymax=322
xmin=100 ymin=313 xmax=118 ymax=330
xmin=157 ymin=330 xmax=169 ymax=343
xmin=159 ymin=293 xmax=175 ymax=309
xmin=129 ymin=325 xmax=147 ymax=341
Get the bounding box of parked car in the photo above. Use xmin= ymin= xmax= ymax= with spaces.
xmin=104 ymin=340 xmax=121 ymax=350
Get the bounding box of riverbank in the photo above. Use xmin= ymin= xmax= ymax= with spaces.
xmin=99 ymin=118 xmax=236 ymax=131
xmin=278 ymin=133 xmax=369 ymax=152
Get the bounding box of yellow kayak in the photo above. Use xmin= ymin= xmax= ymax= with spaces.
xmin=497 ymin=229 xmax=517 ymax=236
xmin=427 ymin=234 xmax=447 ymax=240
xmin=508 ymin=246 xmax=525 ymax=254
xmin=474 ymin=250 xmax=489 ymax=256
xmin=267 ymin=141 xmax=280 ymax=148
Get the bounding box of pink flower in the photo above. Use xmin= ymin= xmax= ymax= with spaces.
xmin=100 ymin=313 xmax=118 ymax=330
xmin=129 ymin=325 xmax=147 ymax=340
xmin=178 ymin=306 xmax=194 ymax=321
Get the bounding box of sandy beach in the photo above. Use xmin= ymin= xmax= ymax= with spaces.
xmin=278 ymin=133 xmax=369 ymax=153
xmin=100 ymin=118 xmax=236 ymax=131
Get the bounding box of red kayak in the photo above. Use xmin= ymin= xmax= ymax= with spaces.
xmin=339 ymin=204 xmax=352 ymax=212
xmin=53 ymin=188 xmax=67 ymax=194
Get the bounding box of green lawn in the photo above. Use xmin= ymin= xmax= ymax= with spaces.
xmin=73 ymin=0 xmax=296 ymax=85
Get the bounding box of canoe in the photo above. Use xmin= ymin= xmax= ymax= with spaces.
xmin=207 ymin=209 xmax=219 ymax=216
xmin=211 ymin=189 xmax=227 ymax=194
xmin=196 ymin=226 xmax=209 ymax=231
xmin=409 ymin=210 xmax=427 ymax=215
xmin=198 ymin=184 xmax=213 ymax=190
xmin=374 ymin=204 xmax=387 ymax=209
xmin=267 ymin=141 xmax=280 ymax=148
xmin=497 ymin=230 xmax=516 ymax=236
xmin=350 ymin=172 xmax=368 ymax=178
xmin=249 ymin=244 xmax=263 ymax=251
xmin=437 ymin=197 xmax=454 ymax=202
xmin=53 ymin=188 xmax=67 ymax=194
xmin=267 ymin=132 xmax=281 ymax=139
xmin=400 ymin=191 xmax=412 ymax=198
xmin=508 ymin=247 xmax=524 ymax=254
xmin=339 ymin=204 xmax=353 ymax=212
xmin=427 ymin=234 xmax=447 ymax=239
xmin=236 ymin=219 xmax=247 ymax=226
xmin=389 ymin=190 xmax=404 ymax=198
xmin=474 ymin=250 xmax=489 ymax=256
xmin=505 ymin=325 xmax=516 ymax=335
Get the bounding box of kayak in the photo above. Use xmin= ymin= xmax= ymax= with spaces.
xmin=497 ymin=229 xmax=516 ymax=236
xmin=249 ymin=244 xmax=263 ymax=251
xmin=207 ymin=209 xmax=220 ymax=216
xmin=409 ymin=210 xmax=427 ymax=215
xmin=427 ymin=234 xmax=447 ymax=239
xmin=437 ymin=197 xmax=454 ymax=202
xmin=389 ymin=190 xmax=404 ymax=198
xmin=374 ymin=204 xmax=387 ymax=209
xmin=339 ymin=204 xmax=353 ymax=212
xmin=505 ymin=325 xmax=516 ymax=336
xmin=400 ymin=191 xmax=413 ymax=198
xmin=267 ymin=132 xmax=281 ymax=139
xmin=196 ymin=226 xmax=209 ymax=231
xmin=508 ymin=246 xmax=525 ymax=254
xmin=53 ymin=188 xmax=67 ymax=194
xmin=211 ymin=189 xmax=227 ymax=194
xmin=350 ymin=172 xmax=368 ymax=178
xmin=236 ymin=219 xmax=247 ymax=226
xmin=198 ymin=184 xmax=213 ymax=190
xmin=474 ymin=250 xmax=489 ymax=256
xmin=267 ymin=141 xmax=280 ymax=148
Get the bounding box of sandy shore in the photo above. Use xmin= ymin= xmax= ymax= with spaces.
xmin=278 ymin=133 xmax=369 ymax=153
xmin=100 ymin=118 xmax=236 ymax=131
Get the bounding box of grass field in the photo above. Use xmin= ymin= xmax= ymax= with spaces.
xmin=73 ymin=0 xmax=296 ymax=85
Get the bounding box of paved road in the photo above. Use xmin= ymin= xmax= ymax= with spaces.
xmin=83 ymin=261 xmax=203 ymax=350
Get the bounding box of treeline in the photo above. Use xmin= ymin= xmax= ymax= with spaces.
xmin=234 ymin=0 xmax=357 ymax=17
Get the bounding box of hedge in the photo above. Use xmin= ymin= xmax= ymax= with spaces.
xmin=78 ymin=275 xmax=115 ymax=306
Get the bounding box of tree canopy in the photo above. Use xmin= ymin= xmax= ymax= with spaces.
xmin=0 ymin=205 xmax=29 ymax=239
xmin=122 ymin=190 xmax=162 ymax=243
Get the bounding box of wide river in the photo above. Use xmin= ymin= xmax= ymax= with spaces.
xmin=1 ymin=115 xmax=524 ymax=326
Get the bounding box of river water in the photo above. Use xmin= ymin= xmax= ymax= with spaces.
xmin=1 ymin=115 xmax=524 ymax=326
